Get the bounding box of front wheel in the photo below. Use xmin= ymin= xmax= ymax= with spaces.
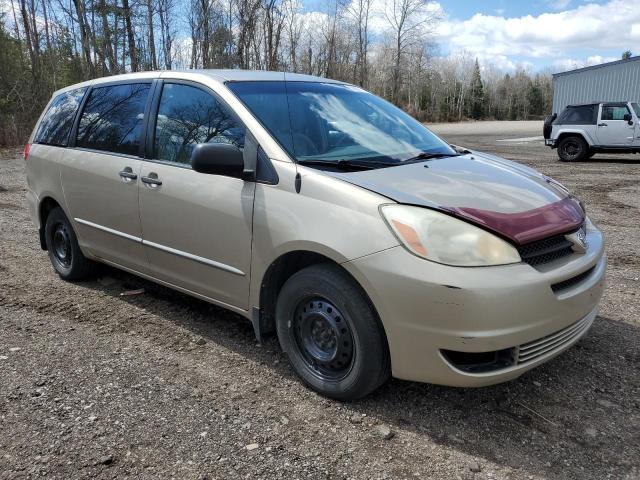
xmin=557 ymin=136 xmax=588 ymax=162
xmin=276 ymin=264 xmax=390 ymax=400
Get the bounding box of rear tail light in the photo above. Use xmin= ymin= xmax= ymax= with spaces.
xmin=23 ymin=143 xmax=31 ymax=161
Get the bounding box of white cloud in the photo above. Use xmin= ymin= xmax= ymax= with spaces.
xmin=437 ymin=0 xmax=640 ymax=65
xmin=552 ymin=55 xmax=619 ymax=72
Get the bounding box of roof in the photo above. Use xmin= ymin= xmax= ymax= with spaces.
xmin=54 ymin=69 xmax=344 ymax=96
xmin=565 ymin=102 xmax=600 ymax=107
xmin=195 ymin=69 xmax=344 ymax=84
xmin=566 ymin=101 xmax=629 ymax=108
xmin=553 ymin=55 xmax=640 ymax=77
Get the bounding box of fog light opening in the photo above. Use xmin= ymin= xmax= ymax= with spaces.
xmin=441 ymin=347 xmax=516 ymax=373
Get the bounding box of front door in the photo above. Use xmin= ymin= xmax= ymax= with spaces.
xmin=138 ymin=81 xmax=254 ymax=309
xmin=596 ymin=103 xmax=635 ymax=145
xmin=631 ymin=103 xmax=640 ymax=146
xmin=61 ymin=82 xmax=152 ymax=272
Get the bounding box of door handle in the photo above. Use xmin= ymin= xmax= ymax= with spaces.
xmin=598 ymin=123 xmax=608 ymax=127
xmin=141 ymin=173 xmax=162 ymax=187
xmin=119 ymin=167 xmax=137 ymax=181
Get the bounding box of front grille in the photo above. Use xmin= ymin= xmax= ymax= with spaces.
xmin=517 ymin=315 xmax=592 ymax=365
xmin=551 ymin=267 xmax=595 ymax=293
xmin=517 ymin=233 xmax=575 ymax=266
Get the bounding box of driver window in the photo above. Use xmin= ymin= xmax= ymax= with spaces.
xmin=601 ymin=105 xmax=630 ymax=121
xmin=154 ymin=83 xmax=245 ymax=166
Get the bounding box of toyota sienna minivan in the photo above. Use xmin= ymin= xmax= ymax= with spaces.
xmin=25 ymin=70 xmax=606 ymax=400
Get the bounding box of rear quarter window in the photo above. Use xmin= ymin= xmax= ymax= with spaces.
xmin=34 ymin=88 xmax=86 ymax=146
xmin=556 ymin=105 xmax=598 ymax=125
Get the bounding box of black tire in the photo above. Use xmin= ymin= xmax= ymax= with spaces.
xmin=557 ymin=136 xmax=589 ymax=162
xmin=276 ymin=263 xmax=390 ymax=401
xmin=44 ymin=207 xmax=96 ymax=281
xmin=587 ymin=149 xmax=596 ymax=159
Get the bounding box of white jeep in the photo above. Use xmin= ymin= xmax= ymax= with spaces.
xmin=544 ymin=102 xmax=640 ymax=161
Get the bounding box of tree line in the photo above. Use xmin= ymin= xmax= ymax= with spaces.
xmin=0 ymin=0 xmax=554 ymax=146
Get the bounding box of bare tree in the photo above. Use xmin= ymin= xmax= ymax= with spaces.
xmin=122 ymin=0 xmax=138 ymax=71
xmin=383 ymin=0 xmax=440 ymax=103
xmin=262 ymin=0 xmax=285 ymax=70
xmin=146 ymin=0 xmax=158 ymax=69
xmin=346 ymin=0 xmax=371 ymax=87
xmin=235 ymin=0 xmax=261 ymax=68
xmin=281 ymin=0 xmax=302 ymax=71
xmin=158 ymin=0 xmax=174 ymax=68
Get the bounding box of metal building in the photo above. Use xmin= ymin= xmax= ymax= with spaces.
xmin=552 ymin=56 xmax=640 ymax=113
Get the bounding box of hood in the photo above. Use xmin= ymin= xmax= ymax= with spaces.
xmin=325 ymin=152 xmax=584 ymax=245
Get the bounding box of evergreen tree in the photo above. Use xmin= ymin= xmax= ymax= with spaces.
xmin=527 ymin=80 xmax=544 ymax=117
xmin=468 ymin=59 xmax=484 ymax=119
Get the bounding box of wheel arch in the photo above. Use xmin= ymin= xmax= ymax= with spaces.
xmin=556 ymin=130 xmax=594 ymax=146
xmin=256 ymin=250 xmax=390 ymax=350
xmin=38 ymin=195 xmax=64 ymax=250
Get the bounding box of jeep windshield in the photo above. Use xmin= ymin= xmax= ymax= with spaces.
xmin=227 ymin=81 xmax=456 ymax=169
xmin=632 ymin=103 xmax=640 ymax=118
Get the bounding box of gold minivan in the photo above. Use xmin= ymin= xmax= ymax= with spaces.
xmin=25 ymin=70 xmax=606 ymax=400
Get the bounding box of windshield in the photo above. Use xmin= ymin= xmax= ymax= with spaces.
xmin=632 ymin=103 xmax=640 ymax=118
xmin=227 ymin=81 xmax=455 ymax=166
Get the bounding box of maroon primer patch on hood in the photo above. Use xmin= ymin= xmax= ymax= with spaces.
xmin=445 ymin=196 xmax=585 ymax=245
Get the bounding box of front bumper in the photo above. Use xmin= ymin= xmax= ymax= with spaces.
xmin=343 ymin=227 xmax=606 ymax=387
xmin=545 ymin=138 xmax=555 ymax=146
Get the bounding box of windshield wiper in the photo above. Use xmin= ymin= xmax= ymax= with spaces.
xmin=296 ymin=159 xmax=398 ymax=171
xmin=403 ymin=152 xmax=461 ymax=163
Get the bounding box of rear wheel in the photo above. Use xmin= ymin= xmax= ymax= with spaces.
xmin=276 ymin=264 xmax=390 ymax=400
xmin=44 ymin=207 xmax=96 ymax=280
xmin=557 ymin=136 xmax=588 ymax=162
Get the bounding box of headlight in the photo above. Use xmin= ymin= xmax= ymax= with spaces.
xmin=380 ymin=205 xmax=521 ymax=267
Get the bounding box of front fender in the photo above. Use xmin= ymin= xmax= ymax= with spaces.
xmin=248 ymin=161 xmax=398 ymax=309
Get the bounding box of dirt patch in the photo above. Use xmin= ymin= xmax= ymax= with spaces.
xmin=608 ymin=185 xmax=640 ymax=210
xmin=0 ymin=201 xmax=19 ymax=210
xmin=1 ymin=126 xmax=639 ymax=480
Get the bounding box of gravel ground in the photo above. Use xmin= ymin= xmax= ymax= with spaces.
xmin=1 ymin=121 xmax=639 ymax=479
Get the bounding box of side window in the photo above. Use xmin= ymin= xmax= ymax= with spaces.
xmin=76 ymin=83 xmax=151 ymax=156
xmin=601 ymin=105 xmax=630 ymax=121
xmin=154 ymin=83 xmax=245 ymax=166
xmin=34 ymin=88 xmax=86 ymax=146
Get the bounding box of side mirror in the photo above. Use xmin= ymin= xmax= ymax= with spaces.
xmin=191 ymin=143 xmax=245 ymax=179
xmin=450 ymin=144 xmax=471 ymax=154
xmin=623 ymin=113 xmax=633 ymax=125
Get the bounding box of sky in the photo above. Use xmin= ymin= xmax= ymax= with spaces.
xmin=305 ymin=0 xmax=640 ymax=73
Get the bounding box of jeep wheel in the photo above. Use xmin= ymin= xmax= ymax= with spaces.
xmin=557 ymin=136 xmax=588 ymax=162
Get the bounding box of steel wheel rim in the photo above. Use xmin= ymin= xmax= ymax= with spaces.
xmin=52 ymin=222 xmax=72 ymax=268
xmin=293 ymin=297 xmax=355 ymax=381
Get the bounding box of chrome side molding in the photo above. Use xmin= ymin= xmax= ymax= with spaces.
xmin=73 ymin=218 xmax=244 ymax=276
xmin=142 ymin=240 xmax=245 ymax=276
xmin=74 ymin=218 xmax=142 ymax=242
